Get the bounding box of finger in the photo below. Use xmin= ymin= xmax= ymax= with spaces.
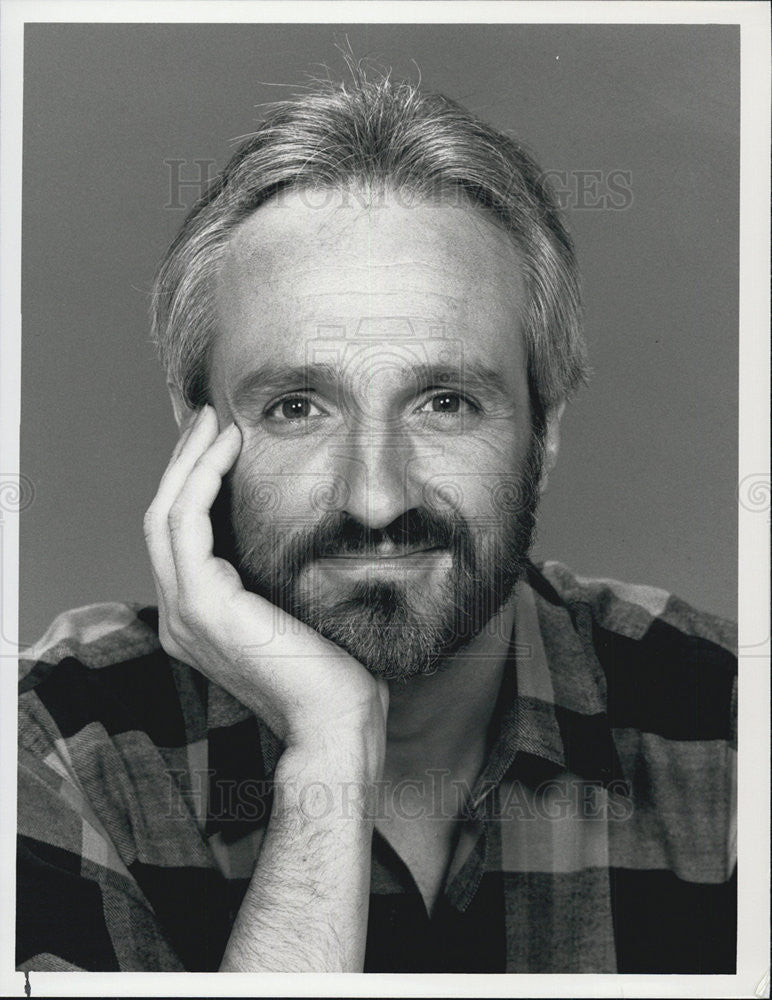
xmin=168 ymin=422 xmax=243 ymax=591
xmin=147 ymin=560 xmax=176 ymax=649
xmin=144 ymin=503 xmax=180 ymax=614
xmin=145 ymin=405 xmax=218 ymax=554
xmin=144 ymin=406 xmax=220 ymax=596
xmin=168 ymin=407 xmax=203 ymax=463
xmin=156 ymin=404 xmax=219 ymax=502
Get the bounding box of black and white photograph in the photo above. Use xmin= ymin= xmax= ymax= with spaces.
xmin=1 ymin=2 xmax=768 ymax=996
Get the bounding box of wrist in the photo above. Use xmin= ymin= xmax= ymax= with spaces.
xmin=272 ymin=723 xmax=385 ymax=829
xmin=279 ymin=723 xmax=385 ymax=784
xmin=283 ymin=688 xmax=388 ymax=777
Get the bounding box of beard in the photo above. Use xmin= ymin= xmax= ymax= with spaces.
xmin=224 ymin=429 xmax=544 ymax=682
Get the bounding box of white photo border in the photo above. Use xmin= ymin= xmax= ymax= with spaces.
xmin=1 ymin=2 xmax=768 ymax=997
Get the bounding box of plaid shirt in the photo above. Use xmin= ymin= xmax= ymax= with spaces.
xmin=17 ymin=560 xmax=737 ymax=973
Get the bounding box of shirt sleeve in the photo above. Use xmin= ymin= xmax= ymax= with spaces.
xmin=17 ymin=745 xmax=186 ymax=972
xmin=16 ymin=603 xmax=239 ymax=971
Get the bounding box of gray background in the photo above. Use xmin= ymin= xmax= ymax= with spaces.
xmin=20 ymin=23 xmax=739 ymax=642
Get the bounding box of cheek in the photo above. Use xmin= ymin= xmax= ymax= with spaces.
xmin=419 ymin=438 xmax=533 ymax=520
xmin=425 ymin=415 xmax=530 ymax=469
xmin=469 ymin=422 xmax=531 ymax=465
xmin=231 ymin=445 xmax=348 ymax=525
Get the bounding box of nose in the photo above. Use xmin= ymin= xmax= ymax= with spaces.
xmin=330 ymin=426 xmax=423 ymax=530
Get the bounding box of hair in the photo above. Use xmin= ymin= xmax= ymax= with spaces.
xmin=150 ymin=62 xmax=589 ymax=420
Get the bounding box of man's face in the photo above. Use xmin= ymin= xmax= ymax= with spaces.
xmin=208 ymin=187 xmax=543 ymax=681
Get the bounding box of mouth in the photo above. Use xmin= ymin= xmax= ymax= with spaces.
xmin=312 ymin=546 xmax=449 ymax=574
xmin=324 ymin=544 xmax=441 ymax=559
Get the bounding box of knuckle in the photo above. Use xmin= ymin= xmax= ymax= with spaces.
xmin=158 ymin=620 xmax=186 ymax=662
xmin=176 ymin=597 xmax=200 ymax=631
xmin=192 ymin=452 xmax=217 ymax=478
xmin=164 ymin=603 xmax=192 ymax=644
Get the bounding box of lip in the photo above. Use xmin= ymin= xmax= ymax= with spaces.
xmin=321 ymin=546 xmax=442 ymax=560
xmin=313 ymin=547 xmax=447 ymax=572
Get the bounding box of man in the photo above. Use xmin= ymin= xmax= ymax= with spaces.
xmin=17 ymin=69 xmax=737 ymax=974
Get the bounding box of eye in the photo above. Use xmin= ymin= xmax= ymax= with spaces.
xmin=417 ymin=392 xmax=477 ymax=415
xmin=266 ymin=395 xmax=326 ymax=422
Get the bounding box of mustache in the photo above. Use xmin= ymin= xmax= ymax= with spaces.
xmin=235 ymin=506 xmax=477 ymax=588
xmin=297 ymin=507 xmax=465 ymax=556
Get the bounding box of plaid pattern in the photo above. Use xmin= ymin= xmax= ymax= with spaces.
xmin=17 ymin=561 xmax=737 ymax=973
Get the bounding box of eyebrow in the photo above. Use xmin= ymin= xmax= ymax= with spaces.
xmin=230 ymin=360 xmax=513 ymax=408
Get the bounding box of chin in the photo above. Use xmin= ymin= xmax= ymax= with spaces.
xmin=286 ymin=577 xmax=516 ymax=682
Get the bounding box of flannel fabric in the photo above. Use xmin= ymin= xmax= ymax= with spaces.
xmin=17 ymin=560 xmax=737 ymax=973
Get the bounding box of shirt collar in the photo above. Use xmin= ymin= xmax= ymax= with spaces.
xmin=469 ymin=561 xmax=629 ymax=812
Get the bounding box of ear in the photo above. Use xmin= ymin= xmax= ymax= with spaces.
xmin=167 ymin=382 xmax=196 ymax=430
xmin=539 ymin=400 xmax=566 ymax=495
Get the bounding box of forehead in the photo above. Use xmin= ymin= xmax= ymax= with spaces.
xmin=212 ymin=188 xmax=528 ymax=388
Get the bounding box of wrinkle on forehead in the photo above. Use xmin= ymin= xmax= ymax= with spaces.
xmin=222 ymin=189 xmax=523 ymax=286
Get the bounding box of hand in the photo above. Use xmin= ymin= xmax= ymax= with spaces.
xmin=143 ymin=405 xmax=388 ymax=757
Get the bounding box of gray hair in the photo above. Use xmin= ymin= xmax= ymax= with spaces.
xmin=151 ymin=67 xmax=588 ymax=418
